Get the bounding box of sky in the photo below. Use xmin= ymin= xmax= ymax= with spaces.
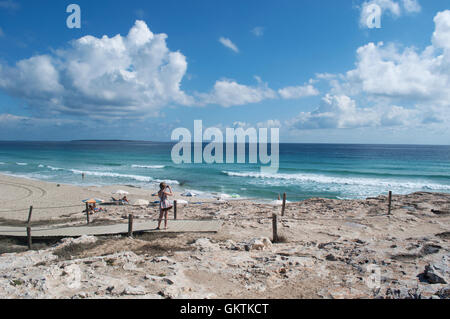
xmin=0 ymin=0 xmax=449 ymax=144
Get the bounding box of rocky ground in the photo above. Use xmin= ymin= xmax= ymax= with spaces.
xmin=0 ymin=192 xmax=449 ymax=299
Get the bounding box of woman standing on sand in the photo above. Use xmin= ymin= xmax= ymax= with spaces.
xmin=157 ymin=182 xmax=174 ymax=230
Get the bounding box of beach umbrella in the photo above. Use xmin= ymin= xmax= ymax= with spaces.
xmin=133 ymin=199 xmax=149 ymax=206
xmin=82 ymin=198 xmax=104 ymax=204
xmin=113 ymin=190 xmax=129 ymax=195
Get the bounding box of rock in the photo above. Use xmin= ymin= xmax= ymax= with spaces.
xmin=436 ymin=287 xmax=450 ymax=299
xmin=60 ymin=235 xmax=97 ymax=247
xmin=244 ymin=238 xmax=272 ymax=251
xmin=419 ymin=258 xmax=449 ymax=284
xmin=162 ymin=278 xmax=174 ymax=285
xmin=123 ymin=286 xmax=147 ymax=296
xmin=192 ymin=238 xmax=221 ymax=252
xmin=384 ymin=287 xmax=421 ymax=299
xmin=420 ymin=244 xmax=441 ymax=256
xmin=326 ymin=254 xmax=337 ymax=261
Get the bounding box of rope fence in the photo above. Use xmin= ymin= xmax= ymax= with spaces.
xmin=1 ymin=191 xmax=395 ymax=248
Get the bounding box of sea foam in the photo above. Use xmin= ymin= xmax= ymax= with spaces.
xmin=131 ymin=165 xmax=165 ymax=169
xmin=223 ymin=171 xmax=450 ymax=191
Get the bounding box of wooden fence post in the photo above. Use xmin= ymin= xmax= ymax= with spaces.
xmin=26 ymin=205 xmax=33 ymax=250
xmin=388 ymin=191 xmax=392 ymax=215
xmin=174 ymin=200 xmax=177 ymax=220
xmin=27 ymin=226 xmax=32 ymax=250
xmin=128 ymin=214 xmax=134 ymax=237
xmin=281 ymin=193 xmax=287 ymax=216
xmin=27 ymin=206 xmax=33 ymax=224
xmin=85 ymin=203 xmax=90 ymax=225
xmin=272 ymin=214 xmax=279 ymax=243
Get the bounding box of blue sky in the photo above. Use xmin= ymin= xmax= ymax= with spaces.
xmin=0 ymin=0 xmax=449 ymax=143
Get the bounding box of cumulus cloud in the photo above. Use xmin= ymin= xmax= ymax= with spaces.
xmin=0 ymin=20 xmax=193 ymax=118
xmin=288 ymin=94 xmax=420 ymax=130
xmin=347 ymin=11 xmax=450 ymax=104
xmin=198 ymin=79 xmax=277 ymax=107
xmin=0 ymin=20 xmax=323 ymax=118
xmin=278 ymin=84 xmax=319 ymax=99
xmin=219 ymin=37 xmax=239 ymax=53
xmin=359 ymin=0 xmax=421 ymax=28
xmin=292 ymin=10 xmax=450 ymax=130
xmin=402 ymin=0 xmax=421 ymax=13
xmin=197 ymin=77 xmax=319 ymax=107
xmin=257 ymin=119 xmax=281 ymax=128
xmin=0 ymin=113 xmax=80 ymax=127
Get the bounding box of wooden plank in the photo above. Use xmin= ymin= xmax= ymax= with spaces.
xmin=0 ymin=220 xmax=222 ymax=238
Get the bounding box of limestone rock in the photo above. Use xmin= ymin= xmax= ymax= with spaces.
xmin=244 ymin=237 xmax=272 ymax=251
xmin=192 ymin=238 xmax=221 ymax=252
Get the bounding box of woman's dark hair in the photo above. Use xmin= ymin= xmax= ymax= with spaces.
xmin=160 ymin=182 xmax=166 ymax=190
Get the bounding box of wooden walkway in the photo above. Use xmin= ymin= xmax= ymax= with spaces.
xmin=0 ymin=220 xmax=222 ymax=238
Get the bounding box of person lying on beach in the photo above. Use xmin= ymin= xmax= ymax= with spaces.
xmin=156 ymin=182 xmax=173 ymax=230
xmin=122 ymin=196 xmax=129 ymax=203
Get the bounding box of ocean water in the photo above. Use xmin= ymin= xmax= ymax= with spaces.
xmin=0 ymin=141 xmax=449 ymax=201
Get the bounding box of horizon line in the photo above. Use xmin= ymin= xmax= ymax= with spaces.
xmin=0 ymin=140 xmax=449 ymax=147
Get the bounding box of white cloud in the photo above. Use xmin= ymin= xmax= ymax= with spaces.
xmin=346 ymin=11 xmax=450 ymax=103
xmin=251 ymin=27 xmax=265 ymax=37
xmin=289 ymin=94 xmax=378 ymax=129
xmin=278 ymin=84 xmax=319 ymax=99
xmin=402 ymin=0 xmax=421 ymax=13
xmin=219 ymin=37 xmax=239 ymax=53
xmin=0 ymin=21 xmax=193 ymax=118
xmin=0 ymin=113 xmax=79 ymax=127
xmin=433 ymin=10 xmax=450 ymax=51
xmin=288 ymin=94 xmax=421 ymax=130
xmin=198 ymin=79 xmax=276 ymax=107
xmin=197 ymin=78 xmax=320 ymax=107
xmin=292 ymin=10 xmax=450 ymax=131
xmin=257 ymin=119 xmax=281 ymax=128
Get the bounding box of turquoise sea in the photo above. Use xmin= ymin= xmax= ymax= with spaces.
xmin=0 ymin=141 xmax=449 ymax=201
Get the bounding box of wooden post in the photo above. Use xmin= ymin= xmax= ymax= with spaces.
xmin=272 ymin=214 xmax=279 ymax=243
xmin=25 ymin=205 xmax=33 ymax=250
xmin=388 ymin=191 xmax=392 ymax=215
xmin=26 ymin=226 xmax=32 ymax=250
xmin=85 ymin=203 xmax=90 ymax=225
xmin=128 ymin=214 xmax=134 ymax=237
xmin=174 ymin=200 xmax=177 ymax=220
xmin=281 ymin=193 xmax=287 ymax=216
xmin=27 ymin=206 xmax=33 ymax=224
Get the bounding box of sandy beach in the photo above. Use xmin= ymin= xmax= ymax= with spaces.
xmin=0 ymin=173 xmax=449 ymax=299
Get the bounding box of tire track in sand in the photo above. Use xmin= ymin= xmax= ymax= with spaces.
xmin=0 ymin=181 xmax=47 ymax=202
